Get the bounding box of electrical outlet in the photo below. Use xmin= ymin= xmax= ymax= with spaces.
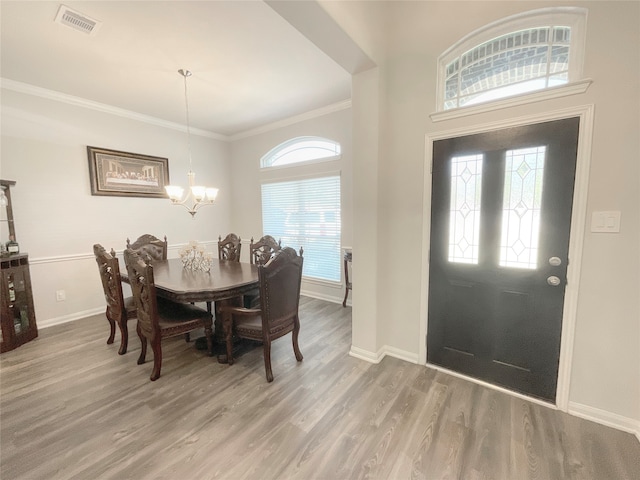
xmin=56 ymin=290 xmax=66 ymax=302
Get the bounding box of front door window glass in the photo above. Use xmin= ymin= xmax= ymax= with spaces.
xmin=449 ymin=154 xmax=483 ymax=264
xmin=499 ymin=146 xmax=546 ymax=269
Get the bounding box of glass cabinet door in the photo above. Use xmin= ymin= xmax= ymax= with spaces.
xmin=6 ymin=270 xmax=31 ymax=334
xmin=1 ymin=255 xmax=38 ymax=352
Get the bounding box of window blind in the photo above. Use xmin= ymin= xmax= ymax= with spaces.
xmin=262 ymin=175 xmax=341 ymax=282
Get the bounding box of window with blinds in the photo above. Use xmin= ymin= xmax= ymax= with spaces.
xmin=260 ymin=137 xmax=342 ymax=283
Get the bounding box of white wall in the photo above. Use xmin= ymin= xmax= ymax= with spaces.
xmin=228 ymin=107 xmax=353 ymax=303
xmin=1 ymin=88 xmax=232 ymax=326
xmin=336 ymin=1 xmax=639 ymax=434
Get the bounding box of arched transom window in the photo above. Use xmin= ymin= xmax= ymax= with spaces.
xmin=438 ymin=8 xmax=587 ymax=111
xmin=260 ymin=136 xmax=341 ymax=168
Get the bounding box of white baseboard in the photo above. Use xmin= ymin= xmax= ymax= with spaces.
xmin=569 ymin=401 xmax=640 ymax=441
xmin=299 ymin=287 xmax=342 ymax=305
xmin=383 ymin=345 xmax=419 ymax=364
xmin=349 ymin=344 xmax=419 ymax=365
xmin=349 ymin=345 xmax=384 ymax=363
xmin=38 ymin=307 xmax=104 ymax=329
xmin=37 ymin=291 xmax=340 ymax=330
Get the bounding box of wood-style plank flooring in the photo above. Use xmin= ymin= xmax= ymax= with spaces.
xmin=1 ymin=297 xmax=639 ymax=479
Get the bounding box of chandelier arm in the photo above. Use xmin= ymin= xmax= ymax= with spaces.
xmin=169 ymin=192 xmax=212 ymax=209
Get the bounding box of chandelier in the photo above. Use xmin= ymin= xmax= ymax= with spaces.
xmin=165 ymin=69 xmax=218 ymax=218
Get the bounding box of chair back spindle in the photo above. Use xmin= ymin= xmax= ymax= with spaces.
xmin=218 ymin=233 xmax=242 ymax=262
xmin=126 ymin=234 xmax=168 ymax=264
xmin=249 ymin=235 xmax=281 ymax=266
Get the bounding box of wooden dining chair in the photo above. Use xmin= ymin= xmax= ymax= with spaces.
xmin=219 ymin=247 xmax=304 ymax=382
xmin=218 ymin=233 xmax=241 ymax=262
xmin=244 ymin=235 xmax=282 ymax=308
xmin=93 ymin=244 xmax=137 ymax=355
xmin=342 ymin=249 xmax=352 ymax=308
xmin=126 ymin=234 xmax=168 ymax=263
xmin=123 ymin=248 xmax=213 ymax=381
xmin=249 ymin=235 xmax=281 ymax=266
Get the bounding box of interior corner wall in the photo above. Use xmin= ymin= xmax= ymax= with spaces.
xmin=0 ymin=88 xmax=232 ymax=327
xmin=349 ymin=67 xmax=381 ymax=359
xmin=228 ymin=107 xmax=353 ymax=304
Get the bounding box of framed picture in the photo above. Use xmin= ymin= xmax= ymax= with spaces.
xmin=87 ymin=146 xmax=170 ymax=198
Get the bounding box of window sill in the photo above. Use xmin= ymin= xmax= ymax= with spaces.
xmin=302 ymin=276 xmax=342 ymax=289
xmin=430 ymin=79 xmax=593 ymax=123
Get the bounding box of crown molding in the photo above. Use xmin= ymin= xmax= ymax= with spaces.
xmin=0 ymin=77 xmax=228 ymax=141
xmin=229 ymin=99 xmax=352 ymax=141
xmin=1 ymin=77 xmax=352 ymax=143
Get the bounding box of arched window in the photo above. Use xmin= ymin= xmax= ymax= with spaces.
xmin=260 ymin=137 xmax=342 ymax=283
xmin=260 ymin=136 xmax=341 ymax=168
xmin=437 ymin=8 xmax=587 ymax=111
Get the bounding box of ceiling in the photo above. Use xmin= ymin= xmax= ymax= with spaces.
xmin=0 ymin=1 xmax=355 ymax=137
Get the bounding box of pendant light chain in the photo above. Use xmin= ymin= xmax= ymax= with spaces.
xmin=182 ymin=69 xmax=193 ymax=173
xmin=164 ymin=68 xmax=219 ymax=217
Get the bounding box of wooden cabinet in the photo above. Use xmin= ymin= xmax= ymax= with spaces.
xmin=1 ymin=179 xmax=38 ymax=353
xmin=1 ymin=254 xmax=37 ymax=352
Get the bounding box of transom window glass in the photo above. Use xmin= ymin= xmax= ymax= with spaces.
xmin=438 ymin=8 xmax=586 ymax=111
xmin=261 ymin=136 xmax=340 ymax=168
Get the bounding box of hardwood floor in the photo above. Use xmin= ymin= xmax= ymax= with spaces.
xmin=1 ymin=297 xmax=638 ymax=479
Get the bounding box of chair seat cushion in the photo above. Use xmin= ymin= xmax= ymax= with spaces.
xmin=235 ymin=313 xmax=295 ymax=341
xmin=156 ymin=297 xmax=212 ymax=330
xmin=235 ymin=313 xmax=264 ymax=339
xmin=156 ymin=297 xmax=211 ymax=321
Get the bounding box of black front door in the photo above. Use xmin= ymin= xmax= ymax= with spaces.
xmin=427 ymin=117 xmax=579 ymax=402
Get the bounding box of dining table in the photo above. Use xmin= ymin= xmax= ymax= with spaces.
xmin=120 ymin=257 xmax=259 ymax=358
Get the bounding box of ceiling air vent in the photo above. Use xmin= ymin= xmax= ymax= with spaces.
xmin=54 ymin=5 xmax=101 ymax=35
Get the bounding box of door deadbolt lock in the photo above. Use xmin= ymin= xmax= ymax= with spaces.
xmin=547 ymin=275 xmax=561 ymax=286
xmin=549 ymin=256 xmax=562 ymax=266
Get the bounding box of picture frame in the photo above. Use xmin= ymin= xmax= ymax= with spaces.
xmin=87 ymin=146 xmax=170 ymax=198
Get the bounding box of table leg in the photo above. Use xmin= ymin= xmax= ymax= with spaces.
xmin=215 ymin=297 xmax=242 ymax=364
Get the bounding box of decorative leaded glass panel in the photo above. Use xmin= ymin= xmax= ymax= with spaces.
xmin=448 ymin=154 xmax=483 ymax=264
xmin=499 ymin=146 xmax=546 ymax=269
xmin=443 ymin=26 xmax=572 ymax=109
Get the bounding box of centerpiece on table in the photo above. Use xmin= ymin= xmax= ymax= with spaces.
xmin=179 ymin=241 xmax=214 ymax=272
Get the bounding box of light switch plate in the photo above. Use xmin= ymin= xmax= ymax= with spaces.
xmin=591 ymin=211 xmax=621 ymax=233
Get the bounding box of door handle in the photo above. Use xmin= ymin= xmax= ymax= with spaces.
xmin=547 ymin=276 xmax=561 ymax=286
